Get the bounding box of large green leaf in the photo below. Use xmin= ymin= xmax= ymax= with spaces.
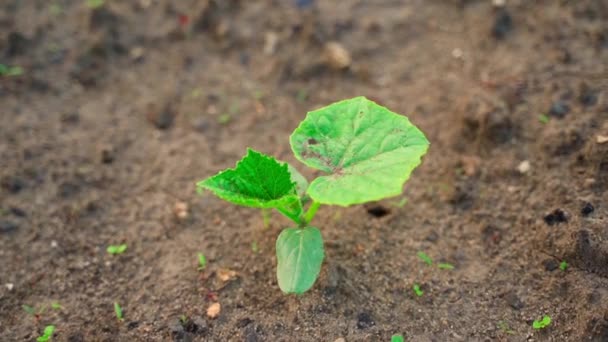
xmin=197 ymin=149 xmax=302 ymax=218
xmin=276 ymin=227 xmax=324 ymax=294
xmin=290 ymin=96 xmax=429 ymax=206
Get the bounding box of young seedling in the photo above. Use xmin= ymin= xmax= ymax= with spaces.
xmin=532 ymin=315 xmax=551 ymax=329
xmin=498 ymin=320 xmax=515 ymax=335
xmin=22 ymin=304 xmax=37 ymax=315
xmin=437 ymin=262 xmax=454 ymax=270
xmin=0 ymin=64 xmax=24 ymax=77
xmin=538 ymin=114 xmax=550 ymax=124
xmin=114 ymin=302 xmax=124 ymax=321
xmin=197 ymin=253 xmax=207 ymax=271
xmin=51 ymin=302 xmax=62 ymax=310
xmin=36 ymin=325 xmax=55 ymax=342
xmin=559 ymin=260 xmax=568 ymax=271
xmin=107 ymin=244 xmax=127 ymax=255
xmin=391 ymin=334 xmax=405 ymax=342
xmin=251 ymin=241 xmax=259 ymax=253
xmin=197 ymin=97 xmax=429 ymax=294
xmin=412 ymin=283 xmax=424 ymax=297
xmin=417 ymin=251 xmax=433 ymax=266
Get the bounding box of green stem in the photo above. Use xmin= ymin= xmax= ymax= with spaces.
xmin=276 ymin=207 xmax=300 ymax=224
xmin=302 ymin=201 xmax=320 ymax=225
xmin=261 ymin=209 xmax=271 ymax=229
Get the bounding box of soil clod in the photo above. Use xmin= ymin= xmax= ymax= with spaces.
xmin=544 ymin=209 xmax=568 ymax=226
xmin=581 ymin=202 xmax=595 ymax=216
xmin=0 ymin=220 xmax=19 ymax=234
xmin=543 ymin=258 xmax=559 ymax=271
xmin=356 ymin=312 xmax=375 ymax=329
xmin=504 ymin=291 xmax=524 ymax=310
xmin=549 ymin=101 xmax=570 ymax=118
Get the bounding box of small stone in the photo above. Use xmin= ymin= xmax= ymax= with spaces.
xmin=542 ymin=258 xmax=559 ymax=271
xmin=451 ymin=48 xmax=463 ymax=59
xmin=51 ymin=240 xmax=58 ymax=248
xmin=0 ymin=220 xmax=19 ymax=234
xmin=596 ymin=135 xmax=608 ymax=144
xmin=548 ymin=101 xmax=570 ymax=118
xmin=146 ymin=104 xmax=175 ymax=130
xmin=217 ymin=268 xmax=237 ymax=282
xmin=504 ymin=291 xmax=524 ymax=310
xmin=581 ymin=202 xmax=594 ymax=216
xmin=5 ymin=283 xmax=14 ymax=291
xmin=334 ymin=338 xmax=346 ymax=342
xmin=460 ymin=155 xmax=481 ymax=176
xmin=356 ymin=312 xmax=375 ymax=329
xmin=129 ymin=46 xmax=145 ymax=62
xmin=100 ymin=145 xmax=115 ymax=164
xmin=323 ymin=42 xmax=351 ymax=70
xmin=174 ymin=201 xmax=189 ymax=220
xmin=207 ymin=302 xmax=221 ymax=319
xmin=168 ymin=319 xmax=185 ymax=339
xmin=492 ymin=0 xmax=506 ymax=7
xmin=517 ymin=160 xmax=531 ymax=174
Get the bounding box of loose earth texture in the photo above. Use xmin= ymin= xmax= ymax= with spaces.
xmin=1 ymin=0 xmax=607 ymax=341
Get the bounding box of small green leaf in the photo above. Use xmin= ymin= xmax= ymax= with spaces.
xmin=86 ymin=0 xmax=104 ymax=9
xmin=391 ymin=334 xmax=405 ymax=342
xmin=438 ymin=262 xmax=454 ymax=270
xmin=286 ymin=163 xmax=309 ymax=198
xmin=114 ymin=302 xmax=124 ymax=321
xmin=22 ymin=304 xmax=36 ymax=315
xmin=107 ymin=244 xmax=127 ymax=255
xmin=276 ymin=227 xmax=324 ymax=294
xmin=251 ymin=241 xmax=259 ymax=253
xmin=198 ymin=253 xmax=207 ymax=270
xmin=412 ymin=283 xmax=423 ymax=297
xmin=417 ymin=251 xmax=433 ymax=266
xmin=290 ymin=96 xmax=429 ymax=206
xmin=559 ymin=260 xmax=568 ymax=271
xmin=538 ymin=114 xmax=550 ymax=124
xmin=36 ymin=325 xmax=55 ymax=342
xmin=197 ymin=149 xmax=302 ymax=221
xmin=51 ymin=302 xmax=62 ymax=310
xmin=532 ymin=315 xmax=551 ymax=329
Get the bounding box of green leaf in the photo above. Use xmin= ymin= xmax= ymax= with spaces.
xmin=290 ymin=96 xmax=429 ymax=206
xmin=276 ymin=227 xmax=324 ymax=294
xmin=417 ymin=251 xmax=433 ymax=266
xmin=107 ymin=244 xmax=127 ymax=255
xmin=532 ymin=315 xmax=551 ymax=329
xmin=286 ymin=163 xmax=309 ymax=198
xmin=37 ymin=325 xmax=55 ymax=342
xmin=198 ymin=253 xmax=207 ymax=270
xmin=114 ymin=302 xmax=124 ymax=321
xmin=22 ymin=304 xmax=36 ymax=315
xmin=391 ymin=334 xmax=405 ymax=342
xmin=412 ymin=283 xmax=423 ymax=297
xmin=197 ymin=149 xmax=302 ymax=221
xmin=437 ymin=262 xmax=454 ymax=270
xmin=559 ymin=260 xmax=568 ymax=271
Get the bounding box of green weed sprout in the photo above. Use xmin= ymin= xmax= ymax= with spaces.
xmin=37 ymin=325 xmax=55 ymax=342
xmin=0 ymin=64 xmax=24 ymax=77
xmin=538 ymin=114 xmax=550 ymax=124
xmin=198 ymin=253 xmax=207 ymax=270
xmin=559 ymin=260 xmax=568 ymax=271
xmin=114 ymin=302 xmax=124 ymax=321
xmin=412 ymin=283 xmax=424 ymax=297
xmin=391 ymin=334 xmax=405 ymax=342
xmin=107 ymin=244 xmax=127 ymax=255
xmin=437 ymin=262 xmax=454 ymax=270
xmin=417 ymin=251 xmax=433 ymax=266
xmin=532 ymin=315 xmax=551 ymax=329
xmin=498 ymin=320 xmax=515 ymax=335
xmin=197 ymin=97 xmax=429 ymax=294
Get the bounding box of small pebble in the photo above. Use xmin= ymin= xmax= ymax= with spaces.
xmin=356 ymin=312 xmax=375 ymax=329
xmin=544 ymin=209 xmax=568 ymax=226
xmin=581 ymin=202 xmax=594 ymax=216
xmin=517 ymin=160 xmax=531 ymax=174
xmin=542 ymin=258 xmax=559 ymax=271
xmin=596 ymin=135 xmax=608 ymax=144
xmin=174 ymin=201 xmax=189 ymax=220
xmin=334 ymin=338 xmax=346 ymax=342
xmin=323 ymin=42 xmax=351 ymax=70
xmin=207 ymin=302 xmax=221 ymax=319
xmin=451 ymin=48 xmax=463 ymax=59
xmin=5 ymin=283 xmax=14 ymax=291
xmin=51 ymin=240 xmax=58 ymax=248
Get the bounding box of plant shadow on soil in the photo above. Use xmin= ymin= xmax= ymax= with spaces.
xmin=1 ymin=0 xmax=608 ymax=341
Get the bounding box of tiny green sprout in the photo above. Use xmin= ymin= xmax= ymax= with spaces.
xmin=179 ymin=314 xmax=188 ymax=324
xmin=532 ymin=315 xmax=552 ymax=329
xmin=498 ymin=320 xmax=515 ymax=335
xmin=51 ymin=302 xmax=62 ymax=310
xmin=36 ymin=325 xmax=55 ymax=342
xmin=198 ymin=253 xmax=207 ymax=270
xmin=86 ymin=0 xmax=104 ymax=9
xmin=251 ymin=241 xmax=259 ymax=253
xmin=538 ymin=114 xmax=550 ymax=124
xmin=114 ymin=302 xmax=124 ymax=321
xmin=197 ymin=97 xmax=429 ymax=294
xmin=107 ymin=244 xmax=127 ymax=255
xmin=0 ymin=64 xmax=24 ymax=77
xmin=559 ymin=260 xmax=568 ymax=271
xmin=412 ymin=284 xmax=424 ymax=297
xmin=22 ymin=304 xmax=36 ymax=315
xmin=391 ymin=334 xmax=405 ymax=342
xmin=437 ymin=262 xmax=454 ymax=270
xmin=417 ymin=251 xmax=433 ymax=266
xmin=218 ymin=114 xmax=231 ymax=124
xmin=392 ymin=197 xmax=408 ymax=208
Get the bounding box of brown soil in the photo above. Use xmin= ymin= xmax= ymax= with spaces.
xmin=2 ymin=1 xmax=608 ymax=341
